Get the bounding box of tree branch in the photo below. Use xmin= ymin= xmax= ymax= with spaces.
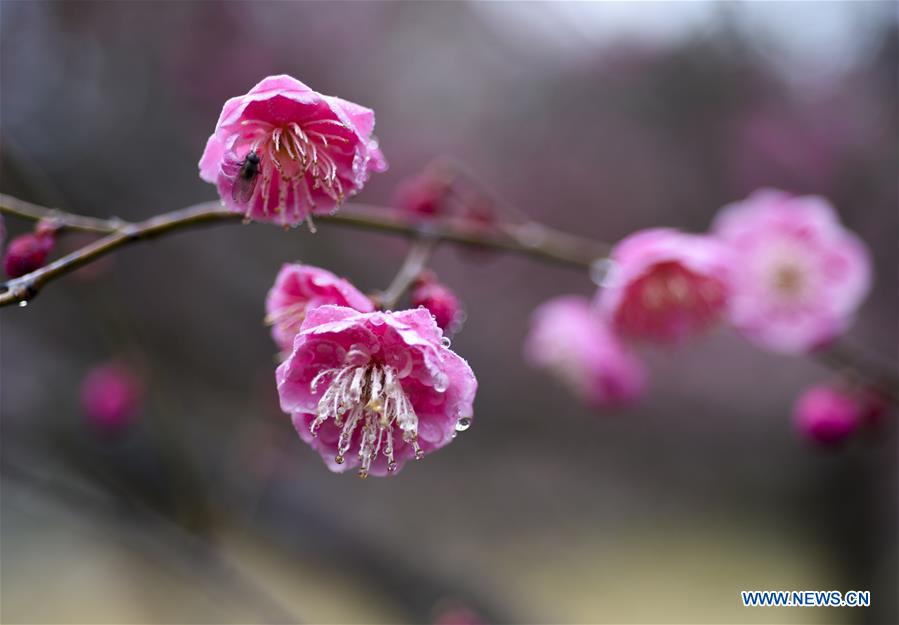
xmin=0 ymin=193 xmax=608 ymax=308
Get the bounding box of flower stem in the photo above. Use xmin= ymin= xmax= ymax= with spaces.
xmin=374 ymin=236 xmax=438 ymax=311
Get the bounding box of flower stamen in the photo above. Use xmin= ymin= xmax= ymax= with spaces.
xmin=310 ymin=362 xmax=420 ymax=477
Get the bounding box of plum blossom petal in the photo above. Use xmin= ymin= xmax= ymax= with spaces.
xmin=525 ymin=296 xmax=647 ymax=408
xmin=276 ymin=305 xmax=477 ymax=477
xmin=265 ymin=263 xmax=374 ymax=354
xmin=595 ymin=229 xmax=731 ymax=345
xmin=712 ymin=189 xmax=872 ymax=354
xmin=198 ymin=74 xmax=387 ymax=227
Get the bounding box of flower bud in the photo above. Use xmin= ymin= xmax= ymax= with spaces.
xmin=411 ymin=278 xmax=463 ymax=333
xmin=80 ymin=362 xmax=143 ymax=432
xmin=793 ymin=384 xmax=862 ymax=446
xmin=4 ymin=231 xmax=54 ymax=278
xmin=394 ymin=173 xmax=452 ymax=219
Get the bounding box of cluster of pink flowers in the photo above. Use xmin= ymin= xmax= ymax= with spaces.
xmin=526 ymin=189 xmax=882 ymax=442
xmin=265 ymin=264 xmax=475 ymax=477
xmin=198 ymin=76 xmax=477 ymax=477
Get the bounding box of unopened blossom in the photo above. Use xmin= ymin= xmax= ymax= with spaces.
xmin=4 ymin=231 xmax=55 ymax=278
xmin=793 ymin=384 xmax=862 ymax=446
xmin=595 ymin=229 xmax=731 ymax=345
xmin=394 ymin=172 xmax=452 ymax=219
xmin=712 ymin=190 xmax=871 ymax=354
xmin=199 ymin=74 xmax=387 ymax=227
xmin=525 ymin=296 xmax=646 ymax=408
xmin=276 ymin=305 xmax=477 ymax=477
xmin=265 ymin=263 xmax=374 ymax=354
xmin=80 ymin=362 xmax=143 ymax=432
xmin=410 ymin=275 xmax=463 ymax=333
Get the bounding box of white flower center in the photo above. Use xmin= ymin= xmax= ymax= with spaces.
xmin=309 ymin=361 xmax=421 ymax=478
xmin=240 ymin=118 xmax=351 ymax=224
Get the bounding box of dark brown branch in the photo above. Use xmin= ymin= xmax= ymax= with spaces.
xmin=0 ymin=193 xmax=608 ymax=308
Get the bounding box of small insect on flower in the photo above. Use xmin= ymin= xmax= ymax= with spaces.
xmin=231 ymin=150 xmax=261 ymax=205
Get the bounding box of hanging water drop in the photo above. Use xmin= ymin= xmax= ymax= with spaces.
xmin=440 ymin=336 xmax=451 ymax=348
xmin=18 ymin=300 xmax=28 ymax=308
xmin=455 ymin=417 xmax=472 ymax=432
xmin=590 ymin=258 xmax=616 ymax=287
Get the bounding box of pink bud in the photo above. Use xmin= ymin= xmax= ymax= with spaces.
xmin=411 ymin=279 xmax=462 ymax=332
xmin=34 ymin=217 xmax=62 ymax=238
xmin=793 ymin=384 xmax=862 ymax=446
xmin=394 ymin=173 xmax=452 ymax=219
xmin=80 ymin=363 xmax=143 ymax=432
xmin=858 ymin=387 xmax=889 ymax=429
xmin=433 ymin=605 xmax=483 ymax=625
xmin=4 ymin=232 xmax=54 ymax=278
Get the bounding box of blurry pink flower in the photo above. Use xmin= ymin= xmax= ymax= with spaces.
xmin=433 ymin=605 xmax=484 ymax=625
xmin=793 ymin=384 xmax=862 ymax=446
xmin=276 ymin=305 xmax=477 ymax=477
xmin=394 ymin=172 xmax=452 ymax=219
xmin=712 ymin=190 xmax=871 ymax=354
xmin=265 ymin=263 xmax=374 ymax=354
xmin=4 ymin=231 xmax=54 ymax=278
xmin=595 ymin=229 xmax=731 ymax=345
xmin=525 ymin=296 xmax=646 ymax=408
xmin=410 ymin=275 xmax=463 ymax=333
xmin=199 ymin=75 xmax=387 ymax=227
xmin=80 ymin=362 xmax=143 ymax=432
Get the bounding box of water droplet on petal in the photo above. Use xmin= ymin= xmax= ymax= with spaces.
xmin=387 ymin=461 xmax=397 ymax=473
xmin=590 ymin=258 xmax=617 ymax=287
xmin=335 ymin=454 xmax=345 ymax=465
xmin=18 ymin=300 xmax=28 ymax=308
xmin=440 ymin=336 xmax=451 ymax=348
xmin=455 ymin=417 xmax=472 ymax=432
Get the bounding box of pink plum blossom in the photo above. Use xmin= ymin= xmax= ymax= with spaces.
xmin=712 ymin=190 xmax=871 ymax=354
xmin=793 ymin=384 xmax=862 ymax=446
xmin=265 ymin=263 xmax=374 ymax=354
xmin=199 ymin=74 xmax=387 ymax=227
xmin=525 ymin=296 xmax=646 ymax=408
xmin=80 ymin=362 xmax=143 ymax=432
xmin=595 ymin=229 xmax=731 ymax=345
xmin=276 ymin=305 xmax=477 ymax=477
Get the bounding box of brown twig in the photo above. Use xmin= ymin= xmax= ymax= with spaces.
xmin=0 ymin=193 xmax=608 ymax=308
xmin=374 ymin=236 xmax=438 ymax=310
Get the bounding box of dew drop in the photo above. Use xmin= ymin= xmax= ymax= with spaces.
xmin=414 ymin=448 xmax=424 ymax=460
xmin=387 ymin=461 xmax=398 ymax=473
xmin=590 ymin=258 xmax=617 ymax=287
xmin=455 ymin=417 xmax=472 ymax=432
xmin=357 ymin=469 xmax=369 ymax=479
xmin=18 ymin=300 xmax=28 ymax=308
xmin=335 ymin=454 xmax=345 ymax=465
xmin=440 ymin=336 xmax=451 ymax=348
xmin=433 ymin=373 xmax=448 ymax=393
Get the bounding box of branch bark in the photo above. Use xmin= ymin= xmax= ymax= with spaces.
xmin=0 ymin=193 xmax=608 ymax=307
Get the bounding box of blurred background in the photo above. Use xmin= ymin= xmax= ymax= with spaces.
xmin=1 ymin=2 xmax=896 ymax=623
